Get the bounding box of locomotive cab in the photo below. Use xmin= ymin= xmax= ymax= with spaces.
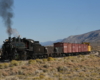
xmin=22 ymin=38 xmax=45 ymax=59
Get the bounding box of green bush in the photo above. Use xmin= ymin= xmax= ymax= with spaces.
xmin=28 ymin=59 xmax=36 ymax=64
xmin=39 ymin=74 xmax=45 ymax=79
xmin=0 ymin=63 xmax=9 ymax=69
xmin=36 ymin=59 xmax=43 ymax=63
xmin=32 ymin=77 xmax=40 ymax=80
xmin=10 ymin=60 xmax=19 ymax=66
xmin=43 ymin=64 xmax=49 ymax=68
xmin=43 ymin=59 xmax=48 ymax=62
xmin=0 ymin=64 xmax=4 ymax=69
xmin=47 ymin=57 xmax=54 ymax=61
xmin=57 ymin=66 xmax=65 ymax=72
xmin=4 ymin=63 xmax=9 ymax=68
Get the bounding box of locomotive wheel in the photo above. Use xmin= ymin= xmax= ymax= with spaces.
xmin=0 ymin=52 xmax=8 ymax=61
xmin=43 ymin=54 xmax=48 ymax=58
xmin=61 ymin=53 xmax=66 ymax=57
xmin=10 ymin=52 xmax=19 ymax=60
xmin=53 ymin=53 xmax=57 ymax=57
xmin=33 ymin=56 xmax=37 ymax=59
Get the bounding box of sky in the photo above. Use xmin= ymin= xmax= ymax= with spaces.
xmin=0 ymin=0 xmax=100 ymax=45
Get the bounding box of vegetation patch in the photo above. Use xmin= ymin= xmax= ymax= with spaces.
xmin=0 ymin=54 xmax=100 ymax=80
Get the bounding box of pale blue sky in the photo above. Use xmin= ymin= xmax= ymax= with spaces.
xmin=0 ymin=0 xmax=100 ymax=45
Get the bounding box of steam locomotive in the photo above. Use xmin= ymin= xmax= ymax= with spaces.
xmin=0 ymin=37 xmax=91 ymax=60
xmin=1 ymin=37 xmax=48 ymax=60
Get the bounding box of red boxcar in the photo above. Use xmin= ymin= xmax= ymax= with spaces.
xmin=83 ymin=44 xmax=88 ymax=52
xmin=54 ymin=42 xmax=88 ymax=54
xmin=63 ymin=43 xmax=72 ymax=53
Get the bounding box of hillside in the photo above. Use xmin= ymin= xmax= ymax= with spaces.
xmin=62 ymin=29 xmax=100 ymax=43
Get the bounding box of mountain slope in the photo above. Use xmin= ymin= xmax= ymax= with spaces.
xmin=62 ymin=29 xmax=100 ymax=43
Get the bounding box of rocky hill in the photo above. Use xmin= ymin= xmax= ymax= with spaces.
xmin=62 ymin=29 xmax=100 ymax=43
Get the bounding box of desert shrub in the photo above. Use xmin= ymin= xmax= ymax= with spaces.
xmin=27 ymin=65 xmax=34 ymax=70
xmin=0 ymin=63 xmax=9 ymax=69
xmin=47 ymin=57 xmax=54 ymax=61
xmin=57 ymin=66 xmax=64 ymax=72
xmin=10 ymin=60 xmax=19 ymax=67
xmin=64 ymin=57 xmax=67 ymax=59
xmin=0 ymin=71 xmax=2 ymax=77
xmin=22 ymin=70 xmax=34 ymax=76
xmin=18 ymin=70 xmax=23 ymax=75
xmin=32 ymin=77 xmax=40 ymax=80
xmin=59 ymin=77 xmax=63 ymax=80
xmin=10 ymin=77 xmax=19 ymax=80
xmin=45 ymin=78 xmax=52 ymax=80
xmin=53 ymin=73 xmax=59 ymax=77
xmin=43 ymin=69 xmax=48 ymax=72
xmin=2 ymin=71 xmax=9 ymax=76
xmin=91 ymin=72 xmax=98 ymax=76
xmin=24 ymin=77 xmax=32 ymax=80
xmin=43 ymin=64 xmax=49 ymax=68
xmin=5 ymin=78 xmax=12 ymax=80
xmin=9 ymin=67 xmax=19 ymax=75
xmin=0 ymin=64 xmax=4 ymax=69
xmin=57 ymin=66 xmax=67 ymax=72
xmin=17 ymin=75 xmax=26 ymax=79
xmin=39 ymin=73 xmax=45 ymax=79
xmin=36 ymin=59 xmax=43 ymax=63
xmin=43 ymin=59 xmax=48 ymax=62
xmin=18 ymin=61 xmax=23 ymax=65
xmin=21 ymin=65 xmax=28 ymax=69
xmin=21 ymin=65 xmax=33 ymax=70
xmin=28 ymin=59 xmax=36 ymax=64
xmin=4 ymin=63 xmax=9 ymax=68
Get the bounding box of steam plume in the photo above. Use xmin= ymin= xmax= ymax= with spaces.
xmin=12 ymin=29 xmax=19 ymax=37
xmin=0 ymin=0 xmax=13 ymax=37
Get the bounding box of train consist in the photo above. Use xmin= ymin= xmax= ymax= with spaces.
xmin=0 ymin=37 xmax=91 ymax=60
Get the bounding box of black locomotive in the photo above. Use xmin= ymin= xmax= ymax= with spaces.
xmin=1 ymin=37 xmax=48 ymax=60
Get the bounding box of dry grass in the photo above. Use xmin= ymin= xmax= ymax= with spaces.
xmin=0 ymin=54 xmax=100 ymax=80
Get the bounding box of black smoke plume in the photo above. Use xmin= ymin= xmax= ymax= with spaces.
xmin=0 ymin=0 xmax=13 ymax=37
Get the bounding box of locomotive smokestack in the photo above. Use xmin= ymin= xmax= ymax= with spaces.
xmin=9 ymin=37 xmax=11 ymax=42
xmin=18 ymin=35 xmax=21 ymax=42
xmin=12 ymin=37 xmax=16 ymax=42
xmin=0 ymin=0 xmax=14 ymax=37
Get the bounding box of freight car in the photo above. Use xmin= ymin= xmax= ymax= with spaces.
xmin=53 ymin=42 xmax=91 ymax=56
xmin=0 ymin=37 xmax=91 ymax=61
